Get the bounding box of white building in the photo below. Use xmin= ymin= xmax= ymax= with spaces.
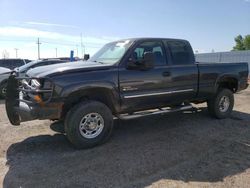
xmin=195 ymin=50 xmax=250 ymax=76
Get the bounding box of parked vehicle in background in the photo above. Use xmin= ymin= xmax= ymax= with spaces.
xmin=0 ymin=59 xmax=71 ymax=98
xmin=5 ymin=38 xmax=249 ymax=149
xmin=0 ymin=67 xmax=12 ymax=98
xmin=42 ymin=57 xmax=79 ymax=61
xmin=0 ymin=59 xmax=31 ymax=70
xmin=15 ymin=59 xmax=69 ymax=76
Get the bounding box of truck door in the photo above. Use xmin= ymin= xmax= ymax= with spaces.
xmin=119 ymin=40 xmax=171 ymax=112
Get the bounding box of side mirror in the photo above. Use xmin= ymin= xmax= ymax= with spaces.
xmin=84 ymin=54 xmax=90 ymax=61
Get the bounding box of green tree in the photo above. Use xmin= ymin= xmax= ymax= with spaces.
xmin=244 ymin=35 xmax=250 ymax=50
xmin=233 ymin=35 xmax=245 ymax=51
xmin=233 ymin=34 xmax=250 ymax=51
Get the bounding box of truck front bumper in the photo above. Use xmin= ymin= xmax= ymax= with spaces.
xmin=5 ymin=74 xmax=63 ymax=126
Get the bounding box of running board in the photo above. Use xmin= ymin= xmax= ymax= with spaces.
xmin=117 ymin=104 xmax=194 ymax=120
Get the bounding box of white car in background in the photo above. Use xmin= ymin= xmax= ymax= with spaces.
xmin=0 ymin=67 xmax=12 ymax=98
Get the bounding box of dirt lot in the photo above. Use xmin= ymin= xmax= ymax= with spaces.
xmin=0 ymin=88 xmax=250 ymax=188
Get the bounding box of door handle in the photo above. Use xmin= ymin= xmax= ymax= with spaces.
xmin=162 ymin=71 xmax=171 ymax=77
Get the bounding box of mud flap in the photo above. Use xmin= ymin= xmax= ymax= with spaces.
xmin=5 ymin=74 xmax=20 ymax=125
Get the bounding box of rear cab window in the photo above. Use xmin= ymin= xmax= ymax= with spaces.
xmin=0 ymin=59 xmax=25 ymax=69
xmin=12 ymin=60 xmax=25 ymax=68
xmin=164 ymin=40 xmax=195 ymax=65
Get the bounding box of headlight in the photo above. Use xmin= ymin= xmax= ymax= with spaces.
xmin=20 ymin=78 xmax=53 ymax=103
xmin=30 ymin=79 xmax=41 ymax=89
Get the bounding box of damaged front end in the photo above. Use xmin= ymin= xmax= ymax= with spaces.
xmin=5 ymin=73 xmax=63 ymax=125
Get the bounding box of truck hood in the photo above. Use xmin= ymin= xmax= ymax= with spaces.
xmin=0 ymin=67 xmax=12 ymax=75
xmin=26 ymin=61 xmax=113 ymax=78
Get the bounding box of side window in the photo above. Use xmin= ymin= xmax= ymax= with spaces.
xmin=166 ymin=40 xmax=193 ymax=65
xmin=44 ymin=61 xmax=53 ymax=65
xmin=32 ymin=62 xmax=44 ymax=68
xmin=48 ymin=61 xmax=61 ymax=65
xmin=13 ymin=60 xmax=24 ymax=68
xmin=9 ymin=60 xmax=15 ymax=69
xmin=0 ymin=61 xmax=9 ymax=68
xmin=132 ymin=41 xmax=166 ymax=66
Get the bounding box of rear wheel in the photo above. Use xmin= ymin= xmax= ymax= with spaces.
xmin=64 ymin=101 xmax=114 ymax=149
xmin=207 ymin=88 xmax=234 ymax=119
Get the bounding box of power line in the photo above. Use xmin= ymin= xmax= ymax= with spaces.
xmin=0 ymin=38 xmax=105 ymax=48
xmin=41 ymin=41 xmax=102 ymax=49
xmin=0 ymin=38 xmax=37 ymax=42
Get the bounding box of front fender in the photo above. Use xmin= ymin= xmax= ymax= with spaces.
xmin=57 ymin=81 xmax=121 ymax=113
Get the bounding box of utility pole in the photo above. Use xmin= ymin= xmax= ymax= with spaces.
xmin=76 ymin=45 xmax=79 ymax=57
xmin=14 ymin=48 xmax=19 ymax=58
xmin=55 ymin=48 xmax=58 ymax=58
xmin=37 ymin=38 xmax=41 ymax=59
xmin=80 ymin=33 xmax=84 ymax=58
xmin=83 ymin=45 xmax=85 ymax=56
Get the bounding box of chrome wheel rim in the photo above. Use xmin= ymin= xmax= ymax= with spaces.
xmin=219 ymin=96 xmax=230 ymax=113
xmin=1 ymin=87 xmax=6 ymax=95
xmin=79 ymin=113 xmax=104 ymax=139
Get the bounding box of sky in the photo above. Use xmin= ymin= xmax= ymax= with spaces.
xmin=0 ymin=0 xmax=250 ymax=59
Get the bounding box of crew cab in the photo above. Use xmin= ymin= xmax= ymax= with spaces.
xmin=5 ymin=38 xmax=249 ymax=149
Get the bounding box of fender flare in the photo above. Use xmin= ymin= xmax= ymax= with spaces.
xmin=214 ymin=74 xmax=239 ymax=92
xmin=60 ymin=81 xmax=120 ymax=113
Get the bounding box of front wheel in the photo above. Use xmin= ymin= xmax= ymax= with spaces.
xmin=207 ymin=89 xmax=234 ymax=119
xmin=0 ymin=82 xmax=7 ymax=98
xmin=64 ymin=101 xmax=114 ymax=149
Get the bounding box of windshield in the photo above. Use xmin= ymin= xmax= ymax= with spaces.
xmin=89 ymin=40 xmax=132 ymax=64
xmin=17 ymin=60 xmax=41 ymax=72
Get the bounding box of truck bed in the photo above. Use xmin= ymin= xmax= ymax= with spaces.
xmin=197 ymin=62 xmax=249 ymax=98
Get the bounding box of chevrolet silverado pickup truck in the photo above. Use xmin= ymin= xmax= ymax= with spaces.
xmin=5 ymin=38 xmax=249 ymax=149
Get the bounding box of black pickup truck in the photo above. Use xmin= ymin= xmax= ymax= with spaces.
xmin=6 ymin=38 xmax=249 ymax=149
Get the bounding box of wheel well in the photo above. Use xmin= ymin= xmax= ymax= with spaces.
xmin=61 ymin=88 xmax=116 ymax=119
xmin=218 ymin=77 xmax=238 ymax=93
xmin=0 ymin=79 xmax=8 ymax=86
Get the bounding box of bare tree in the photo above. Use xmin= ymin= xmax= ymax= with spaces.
xmin=2 ymin=50 xmax=9 ymax=59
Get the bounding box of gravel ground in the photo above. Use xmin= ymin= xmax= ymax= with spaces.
xmin=0 ymin=88 xmax=250 ymax=188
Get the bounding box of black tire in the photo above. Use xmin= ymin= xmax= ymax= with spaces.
xmin=64 ymin=100 xmax=114 ymax=149
xmin=207 ymin=88 xmax=234 ymax=119
xmin=0 ymin=82 xmax=7 ymax=98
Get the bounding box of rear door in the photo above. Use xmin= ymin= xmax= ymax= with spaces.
xmin=163 ymin=40 xmax=198 ymax=101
